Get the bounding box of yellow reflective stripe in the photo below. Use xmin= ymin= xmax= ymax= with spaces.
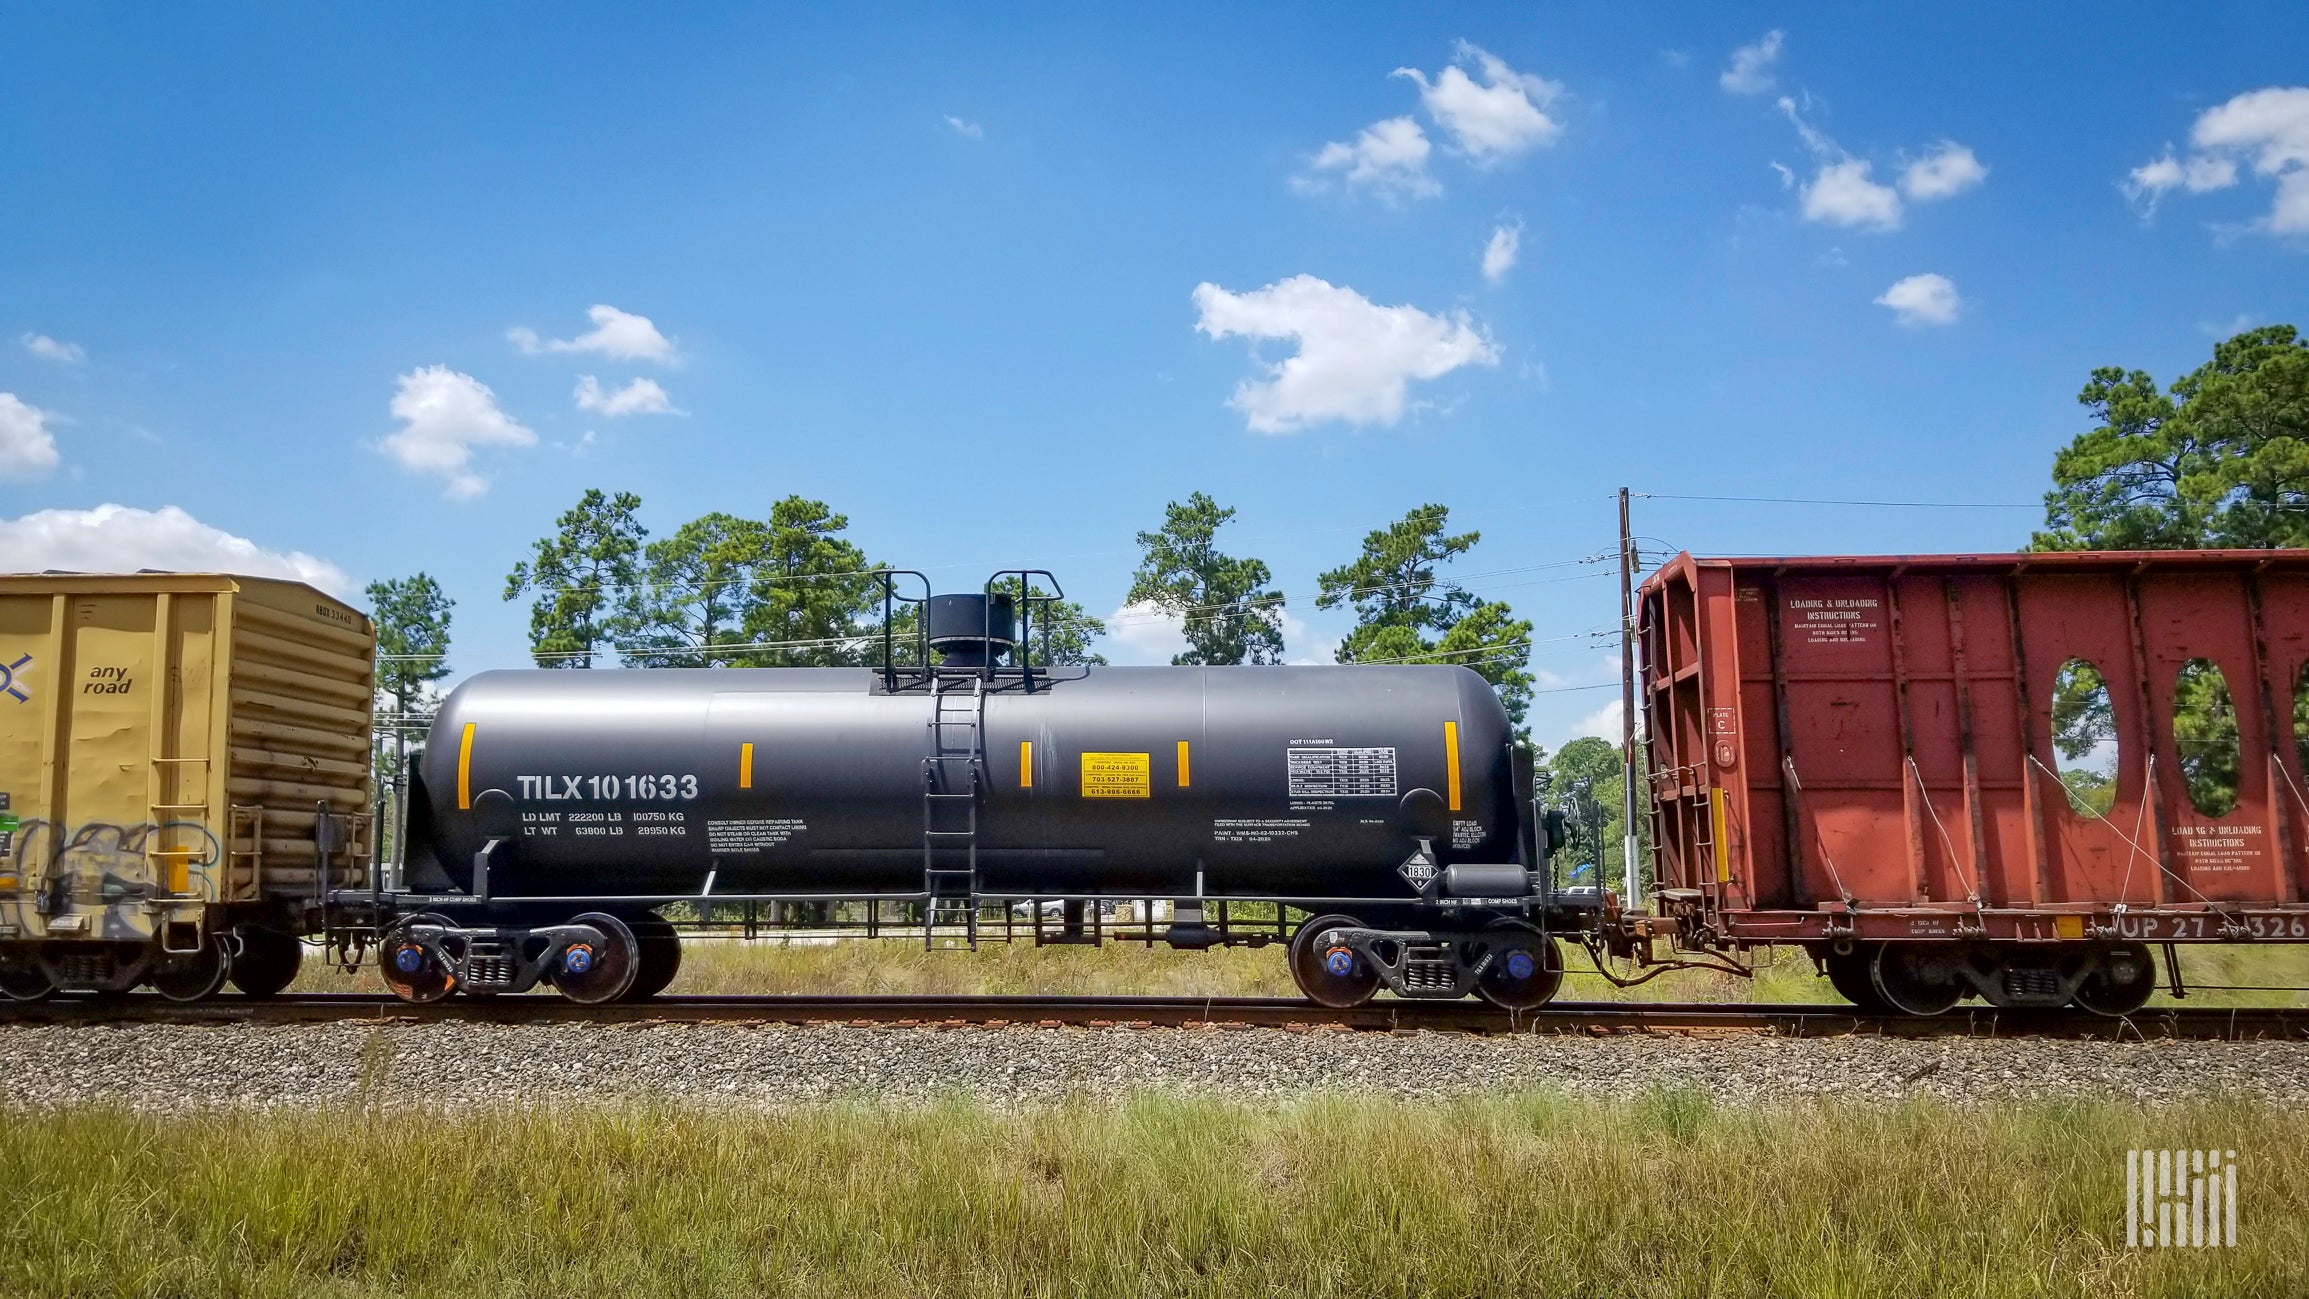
xmin=740 ymin=742 xmax=755 ymax=790
xmin=1020 ymin=740 xmax=1033 ymax=789
xmin=456 ymin=723 xmax=476 ymax=810
xmin=1711 ymin=786 xmax=1731 ymax=883
xmin=1177 ymin=740 xmax=1191 ymax=787
xmin=1444 ymin=721 xmax=1461 ymax=812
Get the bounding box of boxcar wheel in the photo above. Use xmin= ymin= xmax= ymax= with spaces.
xmin=149 ymin=939 xmax=232 ymax=1003
xmin=1289 ymin=913 xmax=1382 ymax=1009
xmin=621 ymin=915 xmax=682 ymax=1001
xmin=380 ymin=913 xmax=457 ymax=1004
xmin=1822 ymin=948 xmax=1889 ymax=1012
xmin=550 ymin=912 xmax=641 ymax=1005
xmin=228 ymin=928 xmax=304 ymax=998
xmin=0 ymin=951 xmax=54 ymax=1002
xmin=2072 ymin=943 xmax=2156 ymax=1017
xmin=1475 ymin=920 xmax=1564 ymax=1011
xmin=1870 ymin=944 xmax=1964 ymax=1017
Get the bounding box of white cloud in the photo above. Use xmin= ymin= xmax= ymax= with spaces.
xmin=1775 ymin=98 xmax=1902 ymax=231
xmin=0 ymin=504 xmax=351 ymax=597
xmin=574 ymin=375 xmax=684 ymax=417
xmin=1875 ymin=273 xmax=1962 ymax=327
xmin=1899 ymin=141 xmax=1988 ymax=200
xmin=944 ymin=115 xmax=984 ymax=140
xmin=1563 ymin=698 xmax=1624 ymax=750
xmin=1191 ymin=275 xmax=1499 ymax=433
xmin=2126 ymin=86 xmax=2309 ymax=232
xmin=508 ymin=304 xmax=680 ymax=364
xmin=1394 ymin=42 xmax=1564 ymax=165
xmin=1720 ymin=30 xmax=1782 ymax=96
xmin=1802 ymin=158 xmax=1903 ymax=230
xmin=20 ymin=333 xmax=85 ymax=365
xmin=2126 ymin=152 xmax=2239 ymax=215
xmin=1103 ymin=599 xmax=1191 ymax=664
xmin=1103 ymin=600 xmax=1322 ymax=664
xmin=1285 ymin=634 xmax=1341 ymax=666
xmin=2198 ymin=312 xmax=2259 ymax=338
xmin=1531 ymin=655 xmax=1623 ymax=691
xmin=1481 ymin=222 xmax=1523 ymax=283
xmin=378 ymin=366 xmax=537 ymax=500
xmin=1772 ymin=98 xmax=1981 ymax=231
xmin=0 ymin=393 xmax=61 ymax=480
xmin=1299 ymin=116 xmax=1439 ymax=201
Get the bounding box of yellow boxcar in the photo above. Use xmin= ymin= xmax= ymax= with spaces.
xmin=0 ymin=572 xmax=374 ymax=1000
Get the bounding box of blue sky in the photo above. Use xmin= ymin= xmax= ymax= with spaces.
xmin=2 ymin=4 xmax=2303 ymax=748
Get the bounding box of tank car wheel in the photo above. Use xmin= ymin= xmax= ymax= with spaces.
xmin=0 ymin=951 xmax=55 ymax=1002
xmin=1822 ymin=947 xmax=1889 ymax=1013
xmin=380 ymin=913 xmax=457 ymax=1005
xmin=1870 ymin=944 xmax=1964 ymax=1017
xmin=2072 ymin=943 xmax=2156 ymax=1017
xmin=1475 ymin=920 xmax=1564 ymax=1011
xmin=149 ymin=939 xmax=232 ymax=1003
xmin=620 ymin=915 xmax=682 ymax=1001
xmin=1289 ymin=913 xmax=1382 ymax=1009
xmin=550 ymin=912 xmax=641 ymax=1005
xmin=228 ymin=928 xmax=304 ymax=998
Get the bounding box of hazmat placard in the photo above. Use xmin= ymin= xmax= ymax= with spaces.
xmin=1079 ymin=752 xmax=1152 ymax=799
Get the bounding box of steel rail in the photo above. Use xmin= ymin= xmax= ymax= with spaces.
xmin=2 ymin=994 xmax=2303 ymax=1039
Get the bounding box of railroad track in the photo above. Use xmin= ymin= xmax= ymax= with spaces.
xmin=2 ymin=993 xmax=2303 ymax=1039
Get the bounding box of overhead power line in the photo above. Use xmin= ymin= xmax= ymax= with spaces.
xmin=1636 ymin=493 xmax=2038 ymax=510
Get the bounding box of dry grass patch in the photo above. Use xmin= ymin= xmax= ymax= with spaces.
xmin=2 ymin=1093 xmax=2302 ymax=1297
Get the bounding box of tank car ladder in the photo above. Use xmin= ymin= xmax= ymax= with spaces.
xmin=921 ymin=672 xmax=986 ymax=950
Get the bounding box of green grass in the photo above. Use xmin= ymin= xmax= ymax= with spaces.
xmin=294 ymin=929 xmax=2309 ymax=1007
xmin=3 ymin=1093 xmax=2301 ymax=1297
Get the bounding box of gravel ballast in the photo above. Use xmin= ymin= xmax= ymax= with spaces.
xmin=4 ymin=1021 xmax=2307 ymax=1111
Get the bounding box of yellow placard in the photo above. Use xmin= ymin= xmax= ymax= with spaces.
xmin=1080 ymin=751 xmax=1152 ymax=799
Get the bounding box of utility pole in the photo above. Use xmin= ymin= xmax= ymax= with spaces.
xmin=1618 ymin=487 xmax=1643 ymax=910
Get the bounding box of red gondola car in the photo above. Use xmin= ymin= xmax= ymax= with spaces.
xmin=1638 ymin=551 xmax=2309 ymax=1014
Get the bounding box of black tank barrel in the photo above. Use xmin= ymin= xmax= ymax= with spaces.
xmin=414 ymin=663 xmax=1518 ymax=901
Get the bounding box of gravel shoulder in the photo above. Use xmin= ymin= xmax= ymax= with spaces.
xmin=4 ymin=1021 xmax=2306 ymax=1112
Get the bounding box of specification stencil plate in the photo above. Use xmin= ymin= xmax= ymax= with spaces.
xmin=1286 ymin=747 xmax=1398 ymax=798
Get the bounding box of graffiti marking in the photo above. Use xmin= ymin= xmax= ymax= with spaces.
xmin=0 ymin=654 xmax=31 ymax=703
